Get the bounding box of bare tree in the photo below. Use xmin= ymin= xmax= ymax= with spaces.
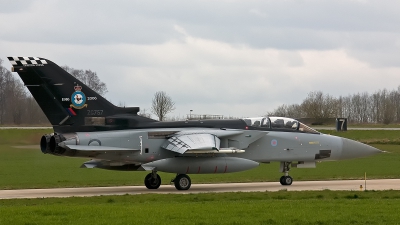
xmin=23 ymin=96 xmax=48 ymax=125
xmin=62 ymin=66 xmax=108 ymax=96
xmin=0 ymin=59 xmax=28 ymax=124
xmin=8 ymin=80 xmax=26 ymax=124
xmin=396 ymin=86 xmax=400 ymax=123
xmin=348 ymin=92 xmax=372 ymax=123
xmin=266 ymin=104 xmax=304 ymax=118
xmin=151 ymin=91 xmax=175 ymax=121
xmin=382 ymin=89 xmax=396 ymax=124
xmin=266 ymin=104 xmax=288 ymax=117
xmin=268 ymin=87 xmax=400 ymax=124
xmin=0 ymin=58 xmax=7 ymax=124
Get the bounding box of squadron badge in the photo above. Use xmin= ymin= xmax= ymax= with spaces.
xmin=70 ymin=85 xmax=87 ymax=109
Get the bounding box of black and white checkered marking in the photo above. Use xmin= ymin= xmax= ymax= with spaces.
xmin=7 ymin=57 xmax=47 ymax=67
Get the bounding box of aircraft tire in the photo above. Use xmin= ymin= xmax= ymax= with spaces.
xmin=279 ymin=176 xmax=285 ymax=185
xmin=144 ymin=173 xmax=161 ymax=189
xmin=283 ymin=176 xmax=293 ymax=185
xmin=279 ymin=176 xmax=293 ymax=185
xmin=174 ymin=174 xmax=191 ymax=190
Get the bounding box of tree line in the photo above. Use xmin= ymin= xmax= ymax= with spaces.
xmin=0 ymin=58 xmax=174 ymax=124
xmin=2 ymin=57 xmax=399 ymax=125
xmin=0 ymin=59 xmax=108 ymax=125
xmin=0 ymin=58 xmax=46 ymax=125
xmin=267 ymin=88 xmax=400 ymax=124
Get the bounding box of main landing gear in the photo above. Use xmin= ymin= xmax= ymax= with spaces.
xmin=144 ymin=170 xmax=161 ymax=189
xmin=279 ymin=161 xmax=293 ymax=186
xmin=171 ymin=174 xmax=192 ymax=190
xmin=144 ymin=171 xmax=192 ymax=190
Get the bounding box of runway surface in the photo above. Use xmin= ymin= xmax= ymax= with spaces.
xmin=0 ymin=179 xmax=399 ymax=199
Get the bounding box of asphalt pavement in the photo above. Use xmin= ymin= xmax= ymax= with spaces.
xmin=0 ymin=179 xmax=399 ymax=199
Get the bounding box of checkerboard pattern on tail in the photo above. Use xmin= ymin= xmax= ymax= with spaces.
xmin=7 ymin=57 xmax=47 ymax=66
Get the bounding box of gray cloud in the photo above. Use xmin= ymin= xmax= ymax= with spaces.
xmin=0 ymin=0 xmax=34 ymax=13
xmin=1 ymin=0 xmax=399 ymax=117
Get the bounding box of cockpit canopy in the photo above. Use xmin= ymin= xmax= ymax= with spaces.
xmin=242 ymin=117 xmax=319 ymax=134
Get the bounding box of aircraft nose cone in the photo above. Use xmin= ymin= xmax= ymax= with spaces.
xmin=340 ymin=138 xmax=382 ymax=160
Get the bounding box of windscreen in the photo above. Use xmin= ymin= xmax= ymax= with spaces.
xmin=242 ymin=117 xmax=319 ymax=134
xmin=269 ymin=117 xmax=298 ymax=130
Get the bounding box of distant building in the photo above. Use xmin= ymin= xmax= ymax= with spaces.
xmin=187 ymin=114 xmax=224 ymax=120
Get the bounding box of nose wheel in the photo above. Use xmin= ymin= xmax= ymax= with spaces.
xmin=172 ymin=174 xmax=191 ymax=190
xmin=144 ymin=171 xmax=161 ymax=189
xmin=279 ymin=162 xmax=293 ymax=186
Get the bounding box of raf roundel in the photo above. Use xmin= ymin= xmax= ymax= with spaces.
xmin=271 ymin=139 xmax=278 ymax=147
xmin=70 ymin=85 xmax=87 ymax=109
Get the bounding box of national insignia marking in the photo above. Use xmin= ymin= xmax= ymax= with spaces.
xmin=70 ymin=85 xmax=88 ymax=109
xmin=271 ymin=139 xmax=278 ymax=147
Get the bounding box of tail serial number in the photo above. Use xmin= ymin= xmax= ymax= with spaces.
xmin=87 ymin=110 xmax=103 ymax=116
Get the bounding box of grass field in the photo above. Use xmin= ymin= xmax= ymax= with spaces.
xmin=1 ymin=191 xmax=400 ymax=224
xmin=1 ymin=129 xmax=400 ymax=224
xmin=321 ymin=129 xmax=400 ymax=145
xmin=0 ymin=129 xmax=399 ymax=189
xmin=313 ymin=123 xmax=400 ymax=128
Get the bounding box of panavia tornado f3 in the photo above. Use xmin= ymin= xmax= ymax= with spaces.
xmin=8 ymin=56 xmax=381 ymax=190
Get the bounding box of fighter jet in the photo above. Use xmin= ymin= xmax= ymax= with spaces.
xmin=8 ymin=56 xmax=381 ymax=190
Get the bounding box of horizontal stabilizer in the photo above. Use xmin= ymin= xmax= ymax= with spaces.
xmin=66 ymin=145 xmax=139 ymax=151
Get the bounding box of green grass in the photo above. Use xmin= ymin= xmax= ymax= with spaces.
xmin=1 ymin=191 xmax=400 ymax=224
xmin=1 ymin=129 xmax=400 ymax=224
xmin=0 ymin=129 xmax=399 ymax=189
xmin=313 ymin=123 xmax=400 ymax=128
xmin=0 ymin=128 xmax=51 ymax=145
xmin=320 ymin=130 xmax=400 ymax=145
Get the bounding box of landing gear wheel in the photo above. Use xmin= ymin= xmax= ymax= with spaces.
xmin=144 ymin=173 xmax=161 ymax=189
xmin=279 ymin=176 xmax=285 ymax=185
xmin=279 ymin=176 xmax=293 ymax=185
xmin=174 ymin=174 xmax=191 ymax=190
xmin=283 ymin=176 xmax=293 ymax=185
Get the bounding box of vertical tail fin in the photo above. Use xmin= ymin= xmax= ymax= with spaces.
xmin=8 ymin=57 xmax=142 ymax=132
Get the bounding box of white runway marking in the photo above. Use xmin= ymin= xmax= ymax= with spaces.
xmin=0 ymin=179 xmax=399 ymax=199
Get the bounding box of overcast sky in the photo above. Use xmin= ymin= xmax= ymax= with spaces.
xmin=1 ymin=0 xmax=399 ymax=119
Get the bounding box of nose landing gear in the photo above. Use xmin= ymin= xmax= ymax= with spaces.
xmin=279 ymin=162 xmax=293 ymax=185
